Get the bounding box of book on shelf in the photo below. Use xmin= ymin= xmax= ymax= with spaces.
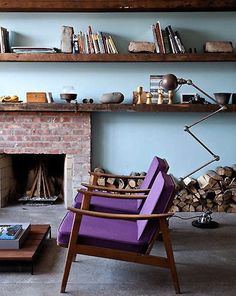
xmin=11 ymin=47 xmax=58 ymax=54
xmin=151 ymin=22 xmax=186 ymax=54
xmin=0 ymin=26 xmax=10 ymax=53
xmin=0 ymin=224 xmax=22 ymax=240
xmin=72 ymin=26 xmax=118 ymax=54
xmin=0 ymin=223 xmax=31 ymax=249
xmin=155 ymin=21 xmax=165 ymax=53
xmin=151 ymin=24 xmax=160 ymax=53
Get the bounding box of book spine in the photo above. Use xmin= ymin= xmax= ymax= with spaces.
xmin=151 ymin=24 xmax=160 ymax=53
xmin=162 ymin=29 xmax=172 ymax=54
xmin=166 ymin=25 xmax=180 ymax=54
xmin=175 ymin=31 xmax=186 ymax=53
xmin=73 ymin=34 xmax=79 ymax=53
xmin=97 ymin=31 xmax=105 ymax=53
xmin=101 ymin=32 xmax=108 ymax=53
xmin=155 ymin=21 xmax=165 ymax=54
xmin=88 ymin=26 xmax=95 ymax=54
xmin=108 ymin=36 xmax=118 ymax=54
xmin=92 ymin=33 xmax=100 ymax=54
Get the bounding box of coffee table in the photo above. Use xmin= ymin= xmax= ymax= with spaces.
xmin=0 ymin=224 xmax=51 ymax=274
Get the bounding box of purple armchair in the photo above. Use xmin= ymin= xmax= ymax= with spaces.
xmin=57 ymin=171 xmax=180 ymax=294
xmin=74 ymin=156 xmax=169 ymax=214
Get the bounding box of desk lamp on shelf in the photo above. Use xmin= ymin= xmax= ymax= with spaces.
xmin=159 ymin=74 xmax=227 ymax=228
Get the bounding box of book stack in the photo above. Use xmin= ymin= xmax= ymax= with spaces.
xmin=0 ymin=223 xmax=31 ymax=249
xmin=73 ymin=26 xmax=118 ymax=54
xmin=0 ymin=26 xmax=10 ymax=53
xmin=152 ymin=22 xmax=186 ymax=54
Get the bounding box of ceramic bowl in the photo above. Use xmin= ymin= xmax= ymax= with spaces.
xmin=60 ymin=93 xmax=77 ymax=103
xmin=213 ymin=93 xmax=231 ymax=105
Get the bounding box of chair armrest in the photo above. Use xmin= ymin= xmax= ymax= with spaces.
xmin=89 ymin=171 xmax=145 ymax=179
xmin=69 ymin=207 xmax=173 ymax=221
xmin=78 ymin=189 xmax=146 ymax=199
xmin=80 ymin=183 xmax=150 ymax=193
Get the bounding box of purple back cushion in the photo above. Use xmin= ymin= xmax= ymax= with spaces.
xmin=137 ymin=156 xmax=168 ymax=209
xmin=137 ymin=172 xmax=165 ymax=240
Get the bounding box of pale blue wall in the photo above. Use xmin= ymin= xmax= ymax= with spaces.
xmin=0 ymin=12 xmax=236 ymax=178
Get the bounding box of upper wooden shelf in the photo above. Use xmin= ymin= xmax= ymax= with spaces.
xmin=0 ymin=0 xmax=235 ymax=12
xmin=1 ymin=53 xmax=236 ymax=63
xmin=0 ymin=103 xmax=235 ymax=113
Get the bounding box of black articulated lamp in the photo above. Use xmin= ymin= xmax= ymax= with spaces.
xmin=159 ymin=74 xmax=227 ymax=228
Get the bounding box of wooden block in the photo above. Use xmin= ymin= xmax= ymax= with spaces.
xmin=133 ymin=91 xmax=148 ymax=104
xmin=26 ymin=92 xmax=47 ymax=103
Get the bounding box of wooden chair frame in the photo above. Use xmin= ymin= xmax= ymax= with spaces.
xmin=59 ymin=190 xmax=180 ymax=294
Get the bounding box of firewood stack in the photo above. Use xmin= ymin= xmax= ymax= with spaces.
xmin=91 ymin=168 xmax=146 ymax=191
xmin=170 ymin=165 xmax=236 ymax=213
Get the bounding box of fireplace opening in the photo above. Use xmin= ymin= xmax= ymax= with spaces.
xmin=10 ymin=154 xmax=65 ymax=204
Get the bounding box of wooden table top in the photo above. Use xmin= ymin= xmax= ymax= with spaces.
xmin=0 ymin=224 xmax=51 ymax=261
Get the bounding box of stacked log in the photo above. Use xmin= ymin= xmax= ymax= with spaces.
xmin=170 ymin=165 xmax=236 ymax=213
xmin=92 ymin=168 xmax=146 ymax=190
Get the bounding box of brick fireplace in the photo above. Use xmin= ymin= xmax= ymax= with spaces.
xmin=0 ymin=109 xmax=91 ymax=207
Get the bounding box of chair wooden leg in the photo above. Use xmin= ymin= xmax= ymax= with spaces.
xmin=60 ymin=252 xmax=74 ymax=293
xmin=60 ymin=213 xmax=82 ymax=293
xmin=159 ymin=218 xmax=181 ymax=294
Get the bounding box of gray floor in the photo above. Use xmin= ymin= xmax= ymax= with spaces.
xmin=0 ymin=204 xmax=235 ymax=296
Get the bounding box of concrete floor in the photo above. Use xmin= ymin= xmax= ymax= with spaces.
xmin=0 ymin=204 xmax=235 ymax=296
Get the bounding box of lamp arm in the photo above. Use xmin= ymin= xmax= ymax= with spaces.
xmin=185 ymin=106 xmax=226 ymax=129
xmin=180 ymin=157 xmax=219 ymax=180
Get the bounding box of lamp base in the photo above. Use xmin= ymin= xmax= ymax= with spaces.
xmin=192 ymin=211 xmax=219 ymax=229
xmin=192 ymin=219 xmax=219 ymax=229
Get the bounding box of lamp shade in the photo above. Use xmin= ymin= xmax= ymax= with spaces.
xmin=160 ymin=74 xmax=178 ymax=91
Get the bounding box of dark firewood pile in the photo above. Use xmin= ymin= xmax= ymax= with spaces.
xmin=91 ymin=168 xmax=146 ymax=190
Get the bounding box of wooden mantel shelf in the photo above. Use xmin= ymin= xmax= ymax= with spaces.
xmin=0 ymin=0 xmax=235 ymax=12
xmin=0 ymin=103 xmax=235 ymax=113
xmin=1 ymin=53 xmax=236 ymax=63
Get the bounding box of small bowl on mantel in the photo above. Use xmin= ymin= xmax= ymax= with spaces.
xmin=60 ymin=93 xmax=77 ymax=103
xmin=213 ymin=92 xmax=231 ymax=105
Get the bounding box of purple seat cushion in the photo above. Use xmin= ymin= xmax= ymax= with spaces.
xmin=57 ymin=211 xmax=151 ymax=253
xmin=137 ymin=172 xmax=165 ymax=240
xmin=74 ymin=192 xmax=139 ymax=214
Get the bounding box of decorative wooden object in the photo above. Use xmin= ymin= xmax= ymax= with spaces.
xmin=0 ymin=1 xmax=235 ymax=12
xmin=26 ymin=92 xmax=47 ymax=103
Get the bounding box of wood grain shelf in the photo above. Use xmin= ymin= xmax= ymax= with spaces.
xmin=1 ymin=53 xmax=236 ymax=63
xmin=0 ymin=103 xmax=235 ymax=113
xmin=0 ymin=0 xmax=235 ymax=12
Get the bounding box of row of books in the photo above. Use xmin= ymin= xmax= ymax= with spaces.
xmin=0 ymin=223 xmax=30 ymax=249
xmin=73 ymin=26 xmax=118 ymax=54
xmin=0 ymin=26 xmax=10 ymax=53
xmin=152 ymin=22 xmax=186 ymax=54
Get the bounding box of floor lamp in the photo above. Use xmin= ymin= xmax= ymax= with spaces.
xmin=159 ymin=74 xmax=227 ymax=228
